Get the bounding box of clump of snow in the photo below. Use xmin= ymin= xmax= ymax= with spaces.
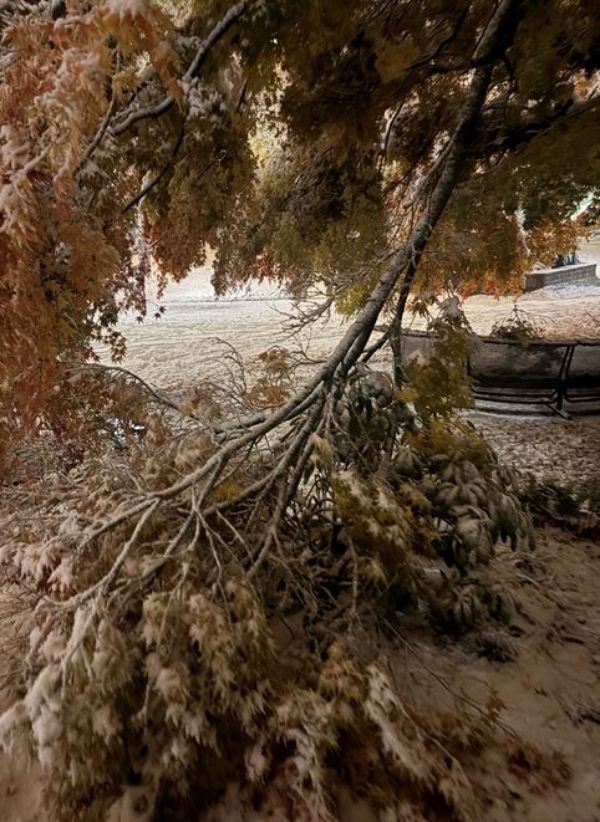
xmin=188 ymin=82 xmax=226 ymax=122
xmin=105 ymin=0 xmax=148 ymax=19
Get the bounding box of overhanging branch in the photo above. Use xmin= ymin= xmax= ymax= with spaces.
xmin=110 ymin=0 xmax=250 ymax=138
xmin=57 ymin=0 xmax=522 ymax=605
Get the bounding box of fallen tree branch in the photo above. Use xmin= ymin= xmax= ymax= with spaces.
xmin=57 ymin=0 xmax=520 ymax=612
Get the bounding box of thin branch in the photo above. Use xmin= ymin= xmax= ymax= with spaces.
xmin=120 ymin=125 xmax=186 ymax=214
xmin=76 ymin=53 xmax=121 ymax=174
xmin=68 ymin=361 xmax=198 ymax=419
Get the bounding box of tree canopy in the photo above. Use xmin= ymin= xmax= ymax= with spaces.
xmin=0 ymin=0 xmax=599 ymax=458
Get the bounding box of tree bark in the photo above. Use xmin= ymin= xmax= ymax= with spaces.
xmin=388 ymin=0 xmax=521 ymax=385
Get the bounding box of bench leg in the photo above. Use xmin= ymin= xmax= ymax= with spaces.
xmin=548 ymin=400 xmax=570 ymax=420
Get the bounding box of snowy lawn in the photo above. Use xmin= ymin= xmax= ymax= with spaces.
xmin=99 ymin=267 xmax=600 ymax=390
xmin=96 ymin=267 xmax=600 ymax=487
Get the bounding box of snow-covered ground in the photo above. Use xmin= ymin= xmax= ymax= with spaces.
xmin=472 ymin=411 xmax=600 ymax=488
xmin=100 ymin=270 xmax=346 ymax=389
xmin=99 ymin=265 xmax=600 ymax=390
xmin=95 ymin=260 xmax=600 ymax=487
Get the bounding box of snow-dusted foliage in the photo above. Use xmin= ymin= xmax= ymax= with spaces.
xmin=0 ymin=310 xmax=533 ymax=819
xmin=1 ymin=0 xmax=591 ymax=815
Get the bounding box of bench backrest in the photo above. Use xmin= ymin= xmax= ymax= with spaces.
xmin=400 ymin=331 xmax=600 ymax=408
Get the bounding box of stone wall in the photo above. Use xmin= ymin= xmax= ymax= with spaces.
xmin=524 ymin=262 xmax=598 ymax=292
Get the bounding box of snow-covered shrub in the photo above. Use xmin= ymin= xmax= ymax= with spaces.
xmin=324 ymin=411 xmax=531 ymax=630
xmin=323 ymin=302 xmax=532 ymax=629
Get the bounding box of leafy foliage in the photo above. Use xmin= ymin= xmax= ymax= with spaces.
xmin=0 ymin=309 xmax=536 ymax=817
xmin=490 ymin=304 xmax=546 ymax=342
xmin=0 ymin=0 xmax=596 ymax=816
xmin=0 ymin=0 xmax=598 ymax=460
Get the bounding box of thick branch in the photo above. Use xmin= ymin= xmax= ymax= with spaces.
xmin=388 ymin=0 xmax=521 ymax=383
xmin=65 ymin=0 xmax=521 ymax=598
xmin=110 ymin=1 xmax=249 ymax=137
